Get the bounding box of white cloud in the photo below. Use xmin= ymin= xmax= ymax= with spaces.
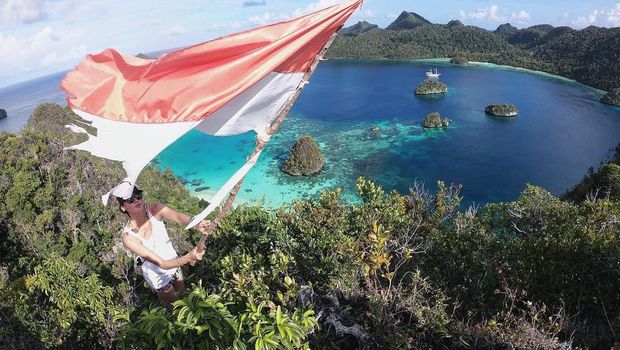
xmin=386 ymin=13 xmax=398 ymax=19
xmin=0 ymin=25 xmax=87 ymax=82
xmin=204 ymin=21 xmax=244 ymax=31
xmin=361 ymin=10 xmax=376 ymax=19
xmin=293 ymin=0 xmax=340 ymax=17
xmin=162 ymin=24 xmax=186 ymax=37
xmin=247 ymin=12 xmax=290 ymax=26
xmin=608 ymin=3 xmax=620 ymax=27
xmin=459 ymin=5 xmax=505 ymax=22
xmin=572 ymin=9 xmax=602 ymax=27
xmin=512 ymin=10 xmax=531 ymax=22
xmin=0 ymin=0 xmax=46 ymax=24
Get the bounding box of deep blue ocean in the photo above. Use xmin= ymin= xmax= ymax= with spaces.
xmin=2 ymin=60 xmax=619 ymax=206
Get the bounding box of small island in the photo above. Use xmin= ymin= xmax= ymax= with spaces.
xmin=415 ymin=80 xmax=448 ymax=95
xmin=485 ymin=104 xmax=518 ymax=117
xmin=450 ymin=56 xmax=468 ymax=65
xmin=0 ymin=108 xmax=7 ymax=120
xmin=601 ymin=88 xmax=620 ymax=106
xmin=423 ymin=112 xmax=450 ymax=128
xmin=282 ymin=135 xmax=325 ymax=176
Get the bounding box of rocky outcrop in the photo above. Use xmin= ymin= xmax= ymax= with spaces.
xmin=601 ymin=88 xmax=620 ymax=106
xmin=415 ymin=80 xmax=448 ymax=95
xmin=450 ymin=56 xmax=468 ymax=65
xmin=282 ymin=135 xmax=325 ymax=176
xmin=135 ymin=53 xmax=154 ymax=59
xmin=341 ymin=21 xmax=379 ymax=37
xmin=494 ymin=23 xmax=519 ymax=40
xmin=0 ymin=109 xmax=7 ymax=120
xmin=485 ymin=104 xmax=518 ymax=117
xmin=446 ymin=20 xmax=464 ymax=28
xmin=386 ymin=11 xmax=431 ymax=30
xmin=423 ymin=112 xmax=450 ymax=128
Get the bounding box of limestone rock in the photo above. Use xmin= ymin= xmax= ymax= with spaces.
xmin=450 ymin=56 xmax=468 ymax=65
xmin=601 ymin=88 xmax=620 ymax=106
xmin=0 ymin=109 xmax=7 ymax=119
xmin=485 ymin=104 xmax=518 ymax=117
xmin=415 ymin=80 xmax=448 ymax=95
xmin=282 ymin=135 xmax=325 ymax=176
xmin=423 ymin=112 xmax=451 ymax=128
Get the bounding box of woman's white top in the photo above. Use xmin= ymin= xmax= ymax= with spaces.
xmin=124 ymin=206 xmax=179 ymax=290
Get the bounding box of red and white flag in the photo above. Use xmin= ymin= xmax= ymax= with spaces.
xmin=61 ymin=1 xmax=362 ymax=215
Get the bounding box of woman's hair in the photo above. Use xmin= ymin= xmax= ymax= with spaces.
xmin=116 ymin=185 xmax=142 ymax=217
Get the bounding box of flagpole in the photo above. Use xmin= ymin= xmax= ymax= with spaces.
xmin=194 ymin=27 xmax=342 ymax=253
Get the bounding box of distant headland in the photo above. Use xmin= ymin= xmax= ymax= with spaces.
xmin=327 ymin=11 xmax=620 ymax=95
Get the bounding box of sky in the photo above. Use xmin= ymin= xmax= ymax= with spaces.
xmin=1 ymin=0 xmax=619 ymax=88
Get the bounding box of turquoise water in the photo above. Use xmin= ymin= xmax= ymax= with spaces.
xmin=2 ymin=60 xmax=620 ymax=206
xmin=155 ymin=60 xmax=620 ymax=206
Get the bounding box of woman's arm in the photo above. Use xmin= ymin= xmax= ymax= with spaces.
xmin=151 ymin=203 xmax=192 ymax=225
xmin=122 ymin=233 xmax=204 ymax=269
xmin=151 ymin=203 xmax=211 ymax=236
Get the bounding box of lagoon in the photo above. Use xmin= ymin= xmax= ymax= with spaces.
xmin=2 ymin=60 xmax=619 ymax=206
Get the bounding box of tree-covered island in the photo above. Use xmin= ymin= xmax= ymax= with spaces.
xmin=485 ymin=104 xmax=519 ymax=117
xmin=450 ymin=56 xmax=468 ymax=65
xmin=281 ymin=135 xmax=325 ymax=176
xmin=423 ymin=112 xmax=450 ymax=128
xmin=601 ymin=87 xmax=620 ymax=106
xmin=415 ymin=79 xmax=448 ymax=95
xmin=327 ymin=12 xmax=620 ymax=93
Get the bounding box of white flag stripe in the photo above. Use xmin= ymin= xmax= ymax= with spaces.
xmin=196 ymin=72 xmax=304 ymax=138
xmin=69 ymin=110 xmax=200 ymax=185
xmin=68 ymin=70 xmax=303 ymax=200
xmin=186 ymin=150 xmax=263 ymax=229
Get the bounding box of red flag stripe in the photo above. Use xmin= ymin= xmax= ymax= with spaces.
xmin=61 ymin=0 xmax=361 ymax=124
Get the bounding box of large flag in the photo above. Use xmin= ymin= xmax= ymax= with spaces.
xmin=61 ymin=1 xmax=362 ymax=209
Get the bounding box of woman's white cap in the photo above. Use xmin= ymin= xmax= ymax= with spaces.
xmin=101 ymin=179 xmax=136 ymax=205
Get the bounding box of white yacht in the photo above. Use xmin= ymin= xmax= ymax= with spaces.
xmin=426 ymin=68 xmax=441 ymax=79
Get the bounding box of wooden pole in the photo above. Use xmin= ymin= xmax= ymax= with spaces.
xmin=195 ymin=28 xmax=341 ymax=252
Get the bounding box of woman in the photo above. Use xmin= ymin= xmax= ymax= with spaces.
xmin=113 ymin=181 xmax=209 ymax=310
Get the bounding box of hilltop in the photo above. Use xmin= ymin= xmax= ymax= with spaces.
xmin=328 ymin=13 xmax=620 ymax=91
xmin=0 ymin=103 xmax=618 ymax=349
xmin=386 ymin=11 xmax=431 ymax=30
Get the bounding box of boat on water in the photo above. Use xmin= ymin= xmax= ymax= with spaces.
xmin=426 ymin=68 xmax=441 ymax=78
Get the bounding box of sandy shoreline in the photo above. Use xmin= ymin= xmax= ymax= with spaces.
xmin=411 ymin=58 xmax=607 ymax=95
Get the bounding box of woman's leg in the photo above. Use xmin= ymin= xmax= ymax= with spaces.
xmin=172 ymin=268 xmax=186 ymax=296
xmin=157 ymin=284 xmax=179 ymax=312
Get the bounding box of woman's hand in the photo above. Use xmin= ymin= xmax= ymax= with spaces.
xmin=196 ymin=220 xmax=212 ymax=237
xmin=188 ymin=247 xmax=205 ymax=261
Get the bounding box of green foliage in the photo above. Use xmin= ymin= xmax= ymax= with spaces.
xmin=7 ymin=254 xmax=127 ymax=348
xmin=485 ymin=104 xmax=518 ymax=116
xmin=328 ymin=23 xmax=620 ymax=91
xmin=414 ymin=79 xmax=448 ymax=95
xmin=117 ymin=282 xmax=318 ymax=350
xmin=2 ymin=103 xmax=620 ymax=349
xmin=422 ymin=112 xmax=450 ymax=128
xmin=601 ymin=87 xmax=620 ymax=106
xmin=450 ymin=56 xmax=468 ymax=65
xmin=281 ymin=135 xmax=325 ymax=176
xmin=564 ymin=144 xmax=620 ymax=202
xmin=279 ymin=189 xmax=356 ymax=290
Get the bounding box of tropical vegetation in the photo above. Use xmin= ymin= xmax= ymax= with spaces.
xmin=485 ymin=104 xmax=519 ymax=117
xmin=423 ymin=112 xmax=450 ymax=128
xmin=327 ymin=12 xmax=620 ymax=93
xmin=1 ymin=104 xmax=619 ymax=349
xmin=281 ymin=135 xmax=325 ymax=176
xmin=415 ymin=79 xmax=448 ymax=95
xmin=601 ymin=88 xmax=620 ymax=106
